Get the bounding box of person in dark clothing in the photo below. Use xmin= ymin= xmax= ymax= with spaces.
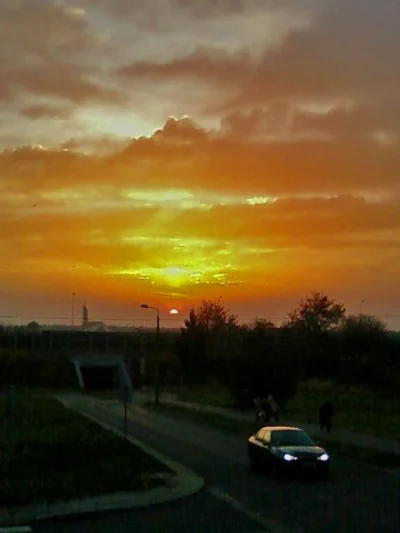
xmin=254 ymin=396 xmax=263 ymax=421
xmin=261 ymin=396 xmax=272 ymax=422
xmin=319 ymin=400 xmax=334 ymax=433
xmin=267 ymin=394 xmax=279 ymax=423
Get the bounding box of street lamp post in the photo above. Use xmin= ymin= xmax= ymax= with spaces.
xmin=141 ymin=304 xmax=161 ymax=404
xmin=141 ymin=304 xmax=160 ymax=337
xmin=360 ymin=299 xmax=365 ymax=315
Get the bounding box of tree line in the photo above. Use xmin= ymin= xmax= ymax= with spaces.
xmin=171 ymin=293 xmax=399 ymax=407
xmin=0 ymin=292 xmax=398 ymax=401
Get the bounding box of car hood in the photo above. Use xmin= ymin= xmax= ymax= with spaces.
xmin=275 ymin=446 xmax=326 ymax=457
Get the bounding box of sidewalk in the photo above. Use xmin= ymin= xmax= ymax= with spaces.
xmin=150 ymin=392 xmax=400 ymax=457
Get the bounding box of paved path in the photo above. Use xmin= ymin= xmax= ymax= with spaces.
xmin=145 ymin=392 xmax=400 ymax=456
xmin=44 ymin=394 xmax=400 ymax=533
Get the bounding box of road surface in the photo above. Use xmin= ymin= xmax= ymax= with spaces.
xmin=33 ymin=489 xmax=277 ymax=533
xmin=34 ymin=397 xmax=400 ymax=533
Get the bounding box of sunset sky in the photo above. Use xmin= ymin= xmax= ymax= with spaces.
xmin=1 ymin=0 xmax=399 ymax=328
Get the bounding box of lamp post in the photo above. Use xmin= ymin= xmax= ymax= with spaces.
xmin=141 ymin=304 xmax=160 ymax=404
xmin=359 ymin=299 xmax=365 ymax=315
xmin=140 ymin=304 xmax=160 ymax=338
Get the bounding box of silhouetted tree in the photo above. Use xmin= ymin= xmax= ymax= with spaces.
xmin=339 ymin=314 xmax=386 ymax=335
xmin=246 ymin=318 xmax=275 ymax=332
xmin=176 ymin=300 xmax=238 ymax=386
xmin=338 ymin=314 xmax=391 ymax=391
xmin=185 ymin=299 xmax=238 ymax=331
xmin=286 ymin=292 xmax=345 ymax=332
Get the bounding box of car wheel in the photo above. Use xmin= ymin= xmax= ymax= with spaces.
xmin=269 ymin=462 xmax=279 ymax=477
xmin=318 ymin=468 xmax=329 ymax=480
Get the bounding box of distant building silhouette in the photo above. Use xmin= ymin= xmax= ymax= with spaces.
xmin=81 ymin=301 xmax=107 ymax=331
xmin=82 ymin=302 xmax=89 ymax=327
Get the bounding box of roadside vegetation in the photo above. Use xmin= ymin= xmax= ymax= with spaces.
xmin=163 ymin=380 xmax=400 ymax=441
xmin=158 ymin=293 xmax=399 ymax=442
xmin=0 ymin=390 xmax=172 ymax=508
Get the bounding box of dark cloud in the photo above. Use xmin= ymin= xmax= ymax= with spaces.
xmin=91 ymin=0 xmax=316 ymax=20
xmin=0 ymin=1 xmax=123 ymax=114
xmin=0 ymin=2 xmax=97 ymax=61
xmin=1 ymin=116 xmax=399 ymax=197
xmin=8 ymin=62 xmax=125 ymax=105
xmin=220 ymin=104 xmax=292 ymax=138
xmin=225 ymin=0 xmax=400 ymax=107
xmin=118 ymin=47 xmax=253 ymax=87
xmin=21 ymin=103 xmax=73 ymax=120
xmin=166 ymin=196 xmax=400 ymax=245
xmin=117 ymin=0 xmax=400 ymax=134
xmin=292 ymin=98 xmax=400 ymax=138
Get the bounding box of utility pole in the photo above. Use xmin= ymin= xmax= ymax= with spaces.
xmin=72 ymin=292 xmax=76 ymax=327
xmin=140 ymin=304 xmax=161 ymax=404
xmin=155 ymin=310 xmax=160 ymax=405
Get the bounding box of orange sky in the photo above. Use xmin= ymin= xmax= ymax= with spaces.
xmin=0 ymin=0 xmax=399 ymax=328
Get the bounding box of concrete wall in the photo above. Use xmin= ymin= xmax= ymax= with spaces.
xmin=69 ymin=354 xmax=133 ymax=397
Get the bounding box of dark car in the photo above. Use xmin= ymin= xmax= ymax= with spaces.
xmin=248 ymin=425 xmax=330 ymax=478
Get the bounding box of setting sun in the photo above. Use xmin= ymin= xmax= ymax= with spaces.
xmin=0 ymin=0 xmax=399 ymax=329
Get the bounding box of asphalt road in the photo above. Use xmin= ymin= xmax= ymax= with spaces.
xmin=34 ymin=399 xmax=400 ymax=533
xmin=33 ymin=489 xmax=269 ymax=533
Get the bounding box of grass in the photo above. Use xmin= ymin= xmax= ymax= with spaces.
xmin=143 ymin=402 xmax=400 ymax=470
xmin=0 ymin=390 xmax=172 ymax=508
xmin=86 ymin=389 xmax=119 ymax=399
xmin=164 ymin=384 xmax=235 ymax=408
xmin=13 ymin=387 xmax=119 ymax=400
xmin=284 ymin=381 xmax=400 ymax=441
xmin=166 ymin=382 xmax=400 ymax=441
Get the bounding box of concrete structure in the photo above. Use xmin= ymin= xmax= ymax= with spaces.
xmin=81 ymin=302 xmax=107 ymax=331
xmin=69 ymin=354 xmax=132 ymax=399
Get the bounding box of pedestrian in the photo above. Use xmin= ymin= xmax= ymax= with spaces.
xmin=319 ymin=400 xmax=334 ymax=433
xmin=254 ymin=395 xmax=262 ymax=422
xmin=267 ymin=394 xmax=279 ymax=423
xmin=262 ymin=395 xmax=271 ymax=422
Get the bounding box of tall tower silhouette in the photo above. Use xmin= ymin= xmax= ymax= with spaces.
xmin=82 ymin=301 xmax=88 ymax=327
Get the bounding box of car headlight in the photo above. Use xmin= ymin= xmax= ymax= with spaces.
xmin=318 ymin=453 xmax=329 ymax=461
xmin=283 ymin=453 xmax=297 ymax=462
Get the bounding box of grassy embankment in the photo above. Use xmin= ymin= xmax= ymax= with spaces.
xmin=0 ymin=389 xmax=172 ymax=508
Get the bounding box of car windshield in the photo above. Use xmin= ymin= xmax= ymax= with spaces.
xmin=271 ymin=430 xmax=315 ymax=447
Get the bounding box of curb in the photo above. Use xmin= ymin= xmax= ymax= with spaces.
xmin=0 ymin=526 xmax=32 ymax=533
xmin=0 ymin=399 xmax=204 ymax=527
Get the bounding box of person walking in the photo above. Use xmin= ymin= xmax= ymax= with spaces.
xmin=254 ymin=395 xmax=263 ymax=422
xmin=319 ymin=400 xmax=334 ymax=433
xmin=267 ymin=394 xmax=279 ymax=423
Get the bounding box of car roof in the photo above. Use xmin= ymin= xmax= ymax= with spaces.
xmin=258 ymin=426 xmax=303 ymax=432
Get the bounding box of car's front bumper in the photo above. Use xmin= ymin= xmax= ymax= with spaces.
xmin=277 ymin=457 xmax=330 ymax=476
